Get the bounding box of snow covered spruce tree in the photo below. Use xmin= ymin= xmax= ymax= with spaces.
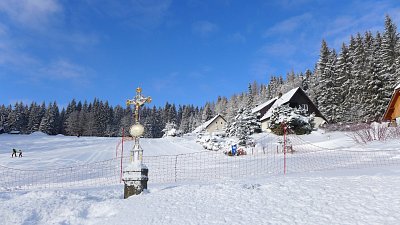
xmin=226 ymin=85 xmax=260 ymax=145
xmin=268 ymin=105 xmax=314 ymax=135
xmin=226 ymin=107 xmax=260 ymax=145
xmin=162 ymin=122 xmax=182 ymax=137
xmin=7 ymin=102 xmax=29 ymax=133
xmin=39 ymin=102 xmax=60 ymax=135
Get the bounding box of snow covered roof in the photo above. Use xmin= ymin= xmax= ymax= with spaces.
xmin=260 ymin=87 xmax=301 ymax=121
xmin=395 ymin=83 xmax=400 ymax=90
xmin=251 ymin=97 xmax=278 ymax=114
xmin=193 ymin=114 xmax=226 ymax=133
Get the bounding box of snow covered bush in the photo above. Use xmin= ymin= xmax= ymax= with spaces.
xmin=268 ymin=105 xmax=314 ymax=135
xmin=390 ymin=125 xmax=400 ymax=138
xmin=226 ymin=108 xmax=260 ymax=146
xmin=348 ymin=122 xmax=400 ymax=144
xmin=323 ymin=123 xmax=370 ymax=132
xmin=196 ymin=132 xmax=231 ymax=151
xmin=162 ymin=122 xmax=182 ymax=137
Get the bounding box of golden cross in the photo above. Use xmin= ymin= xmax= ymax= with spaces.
xmin=126 ymin=87 xmax=152 ymax=124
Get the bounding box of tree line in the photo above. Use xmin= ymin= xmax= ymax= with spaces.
xmin=1 ymin=15 xmax=399 ymax=137
xmin=0 ymin=99 xmax=214 ymax=137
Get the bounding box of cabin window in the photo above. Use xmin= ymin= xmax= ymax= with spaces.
xmin=301 ymin=104 xmax=308 ymax=111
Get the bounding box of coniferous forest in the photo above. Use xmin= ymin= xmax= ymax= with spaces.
xmin=1 ymin=15 xmax=399 ymax=137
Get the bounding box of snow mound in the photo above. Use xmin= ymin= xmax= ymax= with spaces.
xmin=29 ymin=131 xmax=48 ymax=136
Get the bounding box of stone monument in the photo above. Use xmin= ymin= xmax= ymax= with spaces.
xmin=122 ymin=87 xmax=152 ymax=198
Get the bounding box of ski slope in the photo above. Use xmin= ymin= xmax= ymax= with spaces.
xmin=0 ymin=132 xmax=205 ymax=169
xmin=1 ymin=131 xmax=400 ymax=224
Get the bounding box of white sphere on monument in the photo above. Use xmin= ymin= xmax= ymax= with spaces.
xmin=130 ymin=124 xmax=144 ymax=137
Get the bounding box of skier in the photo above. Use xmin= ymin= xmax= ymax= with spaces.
xmin=11 ymin=148 xmax=17 ymax=158
xmin=18 ymin=150 xmax=22 ymax=157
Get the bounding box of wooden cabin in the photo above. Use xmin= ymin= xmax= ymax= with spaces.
xmin=251 ymin=97 xmax=278 ymax=120
xmin=383 ymin=84 xmax=400 ymax=126
xmin=194 ymin=114 xmax=227 ymax=133
xmin=259 ymin=87 xmax=326 ymax=131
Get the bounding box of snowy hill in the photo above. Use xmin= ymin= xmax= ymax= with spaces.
xmin=0 ymin=134 xmax=205 ymax=169
xmin=1 ymin=131 xmax=400 ymax=224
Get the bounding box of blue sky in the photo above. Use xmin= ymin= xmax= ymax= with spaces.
xmin=0 ymin=0 xmax=399 ymax=108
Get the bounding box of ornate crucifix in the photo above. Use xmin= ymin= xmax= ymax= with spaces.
xmin=122 ymin=87 xmax=152 ymax=198
xmin=126 ymin=87 xmax=152 ymax=124
xmin=125 ymin=87 xmax=152 ymax=164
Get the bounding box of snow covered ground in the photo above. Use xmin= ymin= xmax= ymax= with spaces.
xmin=0 ymin=132 xmax=205 ymax=169
xmin=1 ymin=131 xmax=400 ymax=224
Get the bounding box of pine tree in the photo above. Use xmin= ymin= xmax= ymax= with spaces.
xmin=0 ymin=105 xmax=12 ymax=133
xmin=7 ymin=102 xmax=28 ymax=133
xmin=27 ymin=102 xmax=45 ymax=133
xmin=350 ymin=33 xmax=367 ymax=121
xmin=269 ymin=104 xmax=314 ymax=135
xmin=247 ymin=83 xmax=254 ymax=109
xmin=395 ymin=33 xmax=400 ymax=85
xmin=58 ymin=108 xmax=66 ymax=134
xmin=226 ymin=107 xmax=260 ymax=145
xmin=381 ymin=15 xmax=399 ymax=107
xmin=316 ymin=40 xmax=338 ymax=122
xmin=215 ymin=96 xmax=228 ymax=117
xmin=201 ymin=103 xmax=213 ymax=123
xmin=179 ymin=105 xmax=191 ymax=133
xmin=113 ymin=105 xmax=125 ymax=136
xmin=259 ymin=84 xmax=268 ymax=103
xmin=65 ymin=111 xmax=80 ymax=136
xmin=335 ymin=43 xmax=351 ymax=122
xmin=226 ymin=94 xmax=238 ymax=122
xmin=315 ymin=39 xmax=331 ymax=111
xmin=363 ymin=31 xmax=378 ymax=121
xmin=39 ymin=102 xmax=60 ymax=135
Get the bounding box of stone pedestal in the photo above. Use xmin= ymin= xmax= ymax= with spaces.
xmin=122 ymin=163 xmax=149 ymax=198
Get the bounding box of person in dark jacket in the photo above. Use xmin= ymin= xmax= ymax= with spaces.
xmin=18 ymin=150 xmax=22 ymax=157
xmin=11 ymin=148 xmax=17 ymax=158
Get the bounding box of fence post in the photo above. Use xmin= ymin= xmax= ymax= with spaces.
xmin=174 ymin=155 xmax=179 ymax=182
xmin=283 ymin=123 xmax=287 ymax=175
xmin=120 ymin=127 xmax=124 ymax=183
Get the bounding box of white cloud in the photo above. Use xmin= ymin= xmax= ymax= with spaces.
xmin=192 ymin=21 xmax=219 ymax=37
xmin=0 ymin=23 xmax=8 ymax=37
xmin=258 ymin=41 xmax=297 ymax=57
xmin=0 ymin=0 xmax=61 ymax=29
xmin=86 ymin=0 xmax=172 ymax=30
xmin=0 ymin=50 xmax=39 ymax=69
xmin=251 ymin=60 xmax=277 ymax=80
xmin=40 ymin=59 xmax=92 ymax=80
xmin=188 ymin=66 xmax=213 ymax=79
xmin=264 ymin=13 xmax=313 ymax=37
xmin=151 ymin=72 xmax=179 ymax=92
xmin=228 ymin=32 xmax=246 ymax=43
xmin=322 ymin=1 xmax=400 ymax=49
